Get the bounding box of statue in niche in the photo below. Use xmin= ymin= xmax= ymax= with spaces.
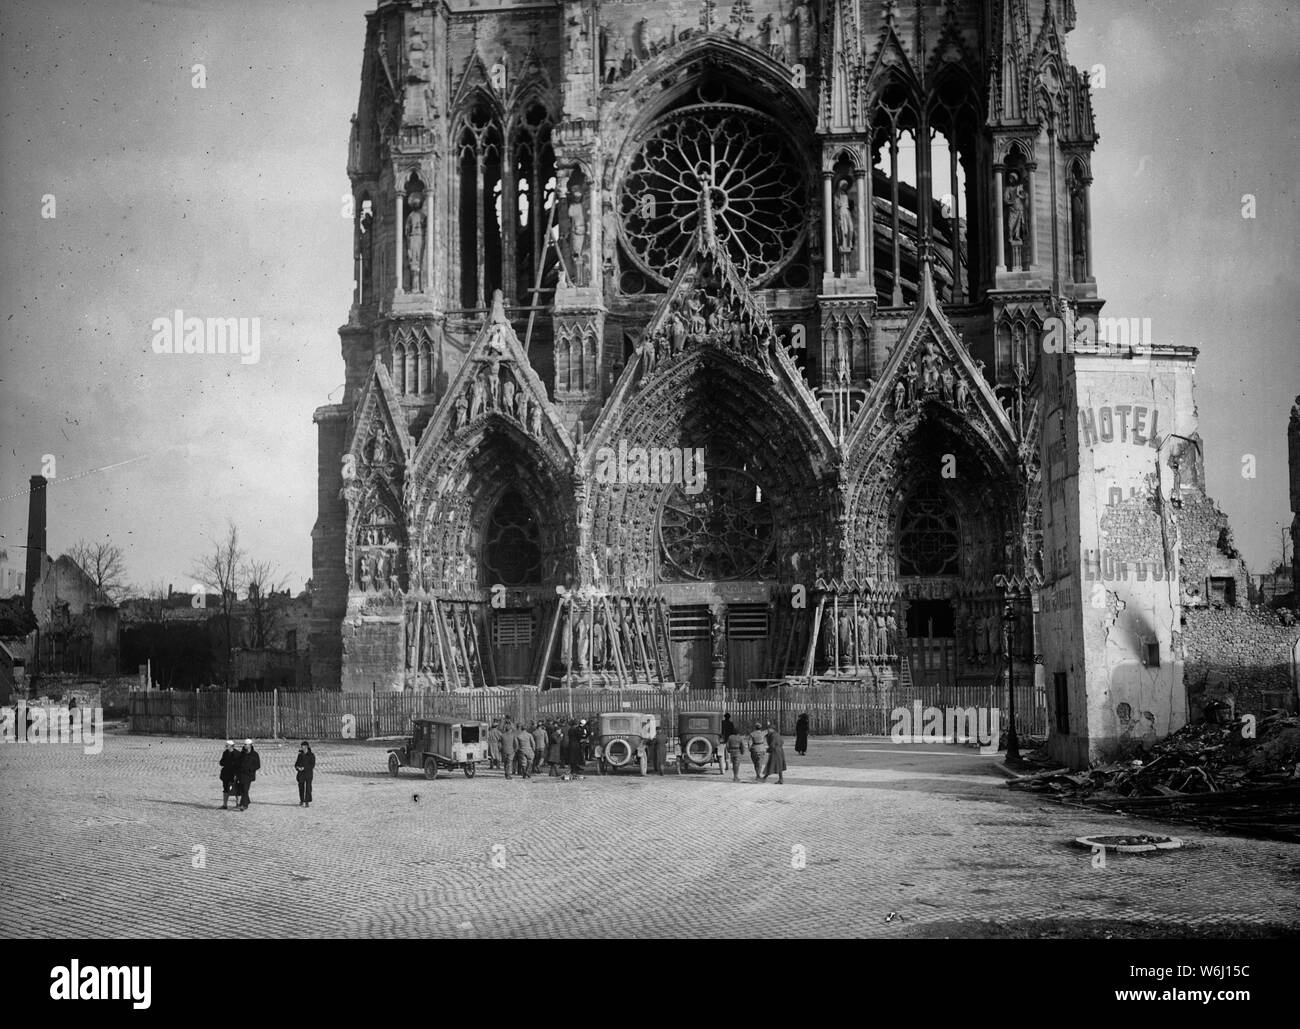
xmin=955 ymin=376 xmax=970 ymax=412
xmin=822 ymin=609 xmax=837 ymax=666
xmin=565 ymin=182 xmax=589 ymax=286
xmin=592 ymin=612 xmax=606 ymax=670
xmin=602 ymin=25 xmax=626 ymax=82
xmin=452 ymin=390 xmax=468 ymax=431
xmin=885 ymin=613 xmax=898 ymax=656
xmin=484 ymin=361 xmax=500 ymax=409
xmin=940 ymin=366 xmax=955 ymax=403
xmin=1004 ymin=171 xmax=1027 ymax=266
xmin=359 ymin=553 xmax=373 ymax=592
xmin=833 ymin=179 xmax=855 ymax=267
xmin=469 ymin=377 xmax=485 ymax=419
xmin=1070 ymin=178 xmax=1088 ymax=280
xmin=838 ymin=607 xmax=854 ymax=668
xmin=893 ymin=379 xmax=906 ymax=413
xmin=405 ymin=193 xmax=426 ymax=292
xmin=876 ymin=613 xmax=888 ymax=657
xmin=857 ymin=607 xmax=874 ymax=659
xmin=528 ymin=400 xmax=543 ymax=437
xmin=513 ymin=384 xmax=528 ymax=421
xmin=501 ymin=376 xmax=516 ymax=418
xmin=835 ymin=325 xmax=850 ymax=383
xmin=575 ymin=611 xmax=590 ymax=672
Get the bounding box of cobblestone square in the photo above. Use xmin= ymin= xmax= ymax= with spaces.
xmin=2 ymin=728 xmax=1297 ymax=939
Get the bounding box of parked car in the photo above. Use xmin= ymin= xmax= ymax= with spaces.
xmin=387 ymin=717 xmax=489 ymax=780
xmin=676 ymin=710 xmax=725 ymax=774
xmin=595 ymin=712 xmax=656 ymax=775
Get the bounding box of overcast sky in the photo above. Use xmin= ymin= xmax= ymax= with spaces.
xmin=0 ymin=0 xmax=1296 ymax=593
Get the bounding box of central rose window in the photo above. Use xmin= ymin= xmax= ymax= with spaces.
xmin=618 ymin=104 xmax=807 ymax=287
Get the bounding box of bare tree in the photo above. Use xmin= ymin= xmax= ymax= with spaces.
xmin=67 ymin=539 xmax=127 ymax=604
xmin=189 ymin=523 xmax=246 ymax=686
xmin=243 ymin=559 xmax=288 ymax=649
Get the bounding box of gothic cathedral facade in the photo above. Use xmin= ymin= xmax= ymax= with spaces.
xmin=313 ymin=0 xmax=1203 ymax=766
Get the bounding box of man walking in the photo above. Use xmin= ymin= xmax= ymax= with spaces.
xmin=725 ymin=725 xmax=747 ymax=782
xmin=502 ymin=720 xmax=516 ymax=779
xmin=532 ymin=721 xmax=548 ymax=774
xmin=747 ymin=721 xmax=769 ymax=782
xmin=237 ymin=739 xmax=261 ymax=809
xmin=516 ymin=722 xmax=536 ymax=779
xmin=219 ymin=740 xmax=239 ymax=809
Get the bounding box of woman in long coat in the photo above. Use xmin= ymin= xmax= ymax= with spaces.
xmin=764 ymin=723 xmax=788 ymax=784
xmin=795 ymin=712 xmax=809 ymax=756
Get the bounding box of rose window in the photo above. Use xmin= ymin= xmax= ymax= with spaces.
xmin=618 ymin=104 xmax=807 ymax=286
xmin=659 ymin=466 xmax=775 ymax=582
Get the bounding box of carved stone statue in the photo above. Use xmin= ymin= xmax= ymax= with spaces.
xmin=857 ymin=609 xmax=873 ymax=659
xmin=838 ymin=607 xmax=854 ymax=668
xmin=1070 ymin=178 xmax=1088 ymax=280
xmin=575 ymin=612 xmax=590 ymax=671
xmin=1004 ymin=171 xmax=1027 ymax=264
xmin=484 ymin=361 xmax=500 ymax=409
xmin=405 ymin=194 xmax=426 ymax=292
xmin=528 ymin=400 xmax=543 ymax=437
xmin=453 ymin=390 xmax=468 ymax=430
xmin=501 ymin=376 xmax=516 ymax=417
xmin=788 ymin=0 xmax=815 ymax=61
xmin=893 ymin=379 xmax=906 ymax=413
xmin=591 ymin=614 xmax=606 ymax=670
xmin=566 ymin=183 xmax=588 ymax=286
xmin=469 ymin=376 xmax=486 ymax=419
xmin=602 ymin=25 xmax=625 ymax=83
xmin=669 ymin=310 xmax=687 ymax=355
xmin=559 ymin=607 xmax=572 ymax=670
xmin=921 ymin=341 xmax=942 ymax=393
xmin=955 ymin=376 xmax=970 ymax=412
xmin=833 ymin=179 xmax=855 ymax=262
xmin=513 ymin=384 xmax=528 ymax=421
xmin=940 ymin=366 xmax=955 ymax=403
xmin=822 ymin=608 xmax=837 ymax=665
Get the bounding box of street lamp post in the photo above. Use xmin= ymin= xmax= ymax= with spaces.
xmin=1002 ymin=601 xmax=1020 ymax=763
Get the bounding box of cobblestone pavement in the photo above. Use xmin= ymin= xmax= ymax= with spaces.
xmin=2 ymin=728 xmax=1298 ymax=939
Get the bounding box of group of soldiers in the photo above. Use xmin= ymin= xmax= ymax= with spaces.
xmin=486 ymin=717 xmax=609 ymax=780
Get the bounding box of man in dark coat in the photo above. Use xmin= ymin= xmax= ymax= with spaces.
xmin=219 ymin=740 xmax=239 ymax=809
xmin=516 ymin=724 xmax=535 ymax=779
xmin=532 ymin=722 xmax=548 ymax=774
xmin=295 ymin=741 xmax=316 ymax=807
xmin=567 ymin=719 xmax=585 ymax=776
xmin=237 ymin=739 xmax=261 ymax=810
xmin=763 ymin=723 xmax=788 ymax=784
xmin=721 ymin=712 xmax=737 ymax=741
xmin=795 ymin=712 xmax=810 ymax=756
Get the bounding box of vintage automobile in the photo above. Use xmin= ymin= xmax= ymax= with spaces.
xmin=387 ymin=717 xmax=489 ymax=780
xmin=594 ymin=712 xmax=656 ymax=775
xmin=676 ymin=710 xmax=725 ymax=774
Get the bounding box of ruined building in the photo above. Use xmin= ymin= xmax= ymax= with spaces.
xmin=312 ymin=0 xmax=1232 ymax=765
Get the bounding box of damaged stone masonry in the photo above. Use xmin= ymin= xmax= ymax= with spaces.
xmin=309 ymin=0 xmax=1298 ymax=770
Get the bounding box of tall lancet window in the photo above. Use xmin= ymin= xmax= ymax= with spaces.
xmin=457 ymin=100 xmax=503 ymax=309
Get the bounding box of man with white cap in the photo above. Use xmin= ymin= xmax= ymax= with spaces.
xmin=237 ymin=739 xmax=261 ymax=810
xmin=219 ymin=740 xmax=240 ymax=809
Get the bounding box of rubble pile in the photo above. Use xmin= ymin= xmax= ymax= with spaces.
xmin=1007 ymin=713 xmax=1300 ymax=842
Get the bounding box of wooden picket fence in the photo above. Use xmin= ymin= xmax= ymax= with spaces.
xmin=128 ymin=681 xmax=1046 ymax=740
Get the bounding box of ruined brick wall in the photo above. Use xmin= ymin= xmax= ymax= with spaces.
xmin=1176 ymin=488 xmax=1248 ymax=609
xmin=1182 ymin=606 xmax=1300 ymax=717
